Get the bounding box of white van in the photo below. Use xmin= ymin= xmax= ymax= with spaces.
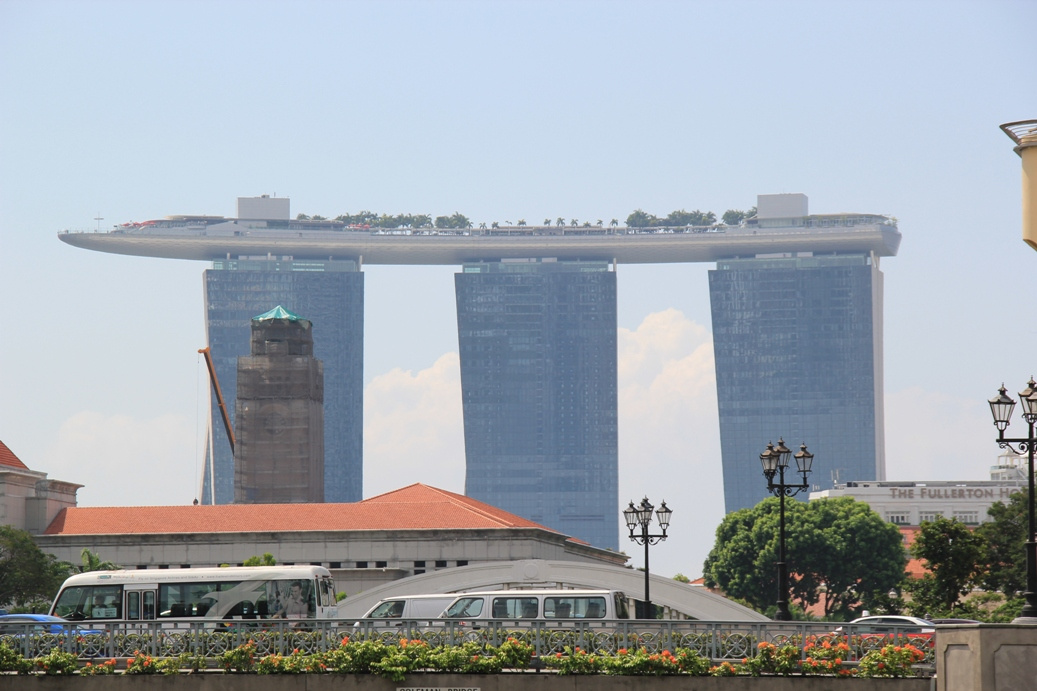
xmin=354 ymin=593 xmax=458 ymax=630
xmin=441 ymin=589 xmax=629 ymax=623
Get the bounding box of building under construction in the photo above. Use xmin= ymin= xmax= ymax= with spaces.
xmin=233 ymin=306 xmax=324 ymax=503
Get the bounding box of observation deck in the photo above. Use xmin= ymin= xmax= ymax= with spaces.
xmin=58 ymin=215 xmax=901 ymax=266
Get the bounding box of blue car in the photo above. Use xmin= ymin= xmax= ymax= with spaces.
xmin=0 ymin=613 xmax=101 ymax=635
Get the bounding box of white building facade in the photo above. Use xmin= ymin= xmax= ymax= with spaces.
xmin=809 ymin=452 xmax=1028 ymax=526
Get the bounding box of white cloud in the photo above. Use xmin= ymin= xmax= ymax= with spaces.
xmin=40 ymin=411 xmax=197 ymax=507
xmin=363 ymin=353 xmax=466 ymax=497
xmin=617 ymin=309 xmax=723 ymax=579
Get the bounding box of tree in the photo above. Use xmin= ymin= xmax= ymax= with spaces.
xmin=976 ymin=490 xmax=1029 ymax=597
xmin=78 ymin=548 xmax=119 ymax=572
xmin=703 ymin=497 xmax=905 ymax=618
xmin=626 ymin=209 xmax=655 ymax=228
xmin=725 ymin=207 xmax=750 ymax=223
xmin=905 ymin=516 xmax=986 ymax=617
xmin=672 ymin=573 xmax=691 ymax=584
xmin=242 ymin=553 xmax=277 ymax=566
xmin=664 ymin=209 xmax=715 ymax=227
xmin=0 ymin=526 xmax=72 ymax=609
xmin=792 ymin=497 xmax=906 ymax=619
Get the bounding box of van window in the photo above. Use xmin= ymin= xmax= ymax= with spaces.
xmin=445 ymin=597 xmax=484 ymax=618
xmin=491 ymin=597 xmax=538 ymax=618
xmin=369 ymin=600 xmax=405 ymax=618
xmin=545 ymin=596 xmax=606 ymax=618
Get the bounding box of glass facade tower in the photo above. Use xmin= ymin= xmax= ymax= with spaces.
xmin=708 ymin=254 xmax=886 ymax=512
xmin=201 ymin=259 xmax=364 ymax=505
xmin=455 ymin=260 xmax=618 ymax=549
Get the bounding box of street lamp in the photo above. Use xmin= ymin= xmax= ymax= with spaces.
xmin=760 ymin=438 xmax=814 ymax=621
xmin=623 ymin=497 xmax=672 ymax=618
xmin=988 ymin=380 xmax=1037 ymax=621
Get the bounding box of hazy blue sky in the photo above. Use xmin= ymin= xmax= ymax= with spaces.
xmin=1 ymin=0 xmax=1035 ymax=579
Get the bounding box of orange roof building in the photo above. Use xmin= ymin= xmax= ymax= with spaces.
xmin=0 ymin=439 xmax=81 ymax=534
xmin=34 ymin=483 xmax=625 ymax=597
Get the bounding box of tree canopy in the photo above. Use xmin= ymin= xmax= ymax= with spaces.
xmin=904 ymin=516 xmax=986 ymax=617
xmin=78 ymin=548 xmax=119 ymax=572
xmin=242 ymin=553 xmax=277 ymax=566
xmin=975 ymin=490 xmax=1029 ymax=597
xmin=703 ymin=497 xmax=905 ymax=618
xmin=0 ymin=526 xmax=72 ymax=610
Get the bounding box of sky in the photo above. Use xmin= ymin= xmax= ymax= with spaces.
xmin=1 ymin=0 xmax=1035 ymax=581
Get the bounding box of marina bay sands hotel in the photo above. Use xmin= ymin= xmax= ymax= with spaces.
xmin=59 ymin=193 xmax=901 ymax=550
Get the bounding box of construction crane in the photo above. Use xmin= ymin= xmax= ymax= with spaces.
xmin=198 ymin=347 xmax=235 ymax=453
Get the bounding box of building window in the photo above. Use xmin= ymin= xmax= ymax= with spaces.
xmin=414 ymin=561 xmax=426 ymax=568
xmin=886 ymin=512 xmax=910 ymax=525
xmin=355 ymin=561 xmax=368 ymax=568
xmin=375 ymin=561 xmax=387 ymax=568
xmin=329 ymin=562 xmax=341 ymax=569
xmin=954 ymin=511 xmax=980 ymax=525
xmin=919 ymin=511 xmax=943 ymax=523
xmin=457 ymin=560 xmax=469 ymax=567
xmin=435 ymin=560 xmax=447 ymax=568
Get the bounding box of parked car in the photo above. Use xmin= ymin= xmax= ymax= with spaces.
xmin=929 ymin=618 xmax=980 ymax=625
xmin=835 ymin=615 xmax=936 ymax=640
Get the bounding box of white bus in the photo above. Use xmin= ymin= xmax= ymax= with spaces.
xmin=50 ymin=565 xmax=338 ymax=624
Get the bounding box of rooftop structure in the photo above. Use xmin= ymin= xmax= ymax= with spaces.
xmin=58 ymin=205 xmax=900 ymax=265
xmin=0 ymin=439 xmax=81 ymax=534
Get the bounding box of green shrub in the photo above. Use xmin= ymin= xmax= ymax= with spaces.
xmin=856 ymin=643 xmax=926 ymax=678
xmin=219 ymin=640 xmax=258 ymax=673
xmin=544 ymin=646 xmax=602 ymax=675
xmin=79 ymin=658 xmax=118 ymax=675
xmin=33 ymin=648 xmax=78 ymax=675
xmin=125 ymin=649 xmax=159 ymax=674
xmin=740 ymin=641 xmax=800 ymax=676
xmin=0 ymin=642 xmax=33 ymax=674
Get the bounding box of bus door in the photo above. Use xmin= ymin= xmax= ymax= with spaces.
xmin=124 ymin=583 xmax=159 ymax=622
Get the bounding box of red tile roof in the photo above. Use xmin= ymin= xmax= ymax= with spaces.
xmin=0 ymin=439 xmax=29 ymax=470
xmin=43 ymin=483 xmax=560 ymax=536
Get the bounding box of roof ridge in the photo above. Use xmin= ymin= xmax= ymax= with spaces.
xmin=0 ymin=439 xmax=29 ymax=470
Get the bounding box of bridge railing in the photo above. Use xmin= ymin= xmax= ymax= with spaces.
xmin=0 ymin=618 xmax=935 ymax=675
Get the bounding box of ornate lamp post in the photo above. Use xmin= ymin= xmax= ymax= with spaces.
xmin=760 ymin=438 xmax=814 ymax=621
xmin=988 ymin=380 xmax=1037 ymax=620
xmin=623 ymin=497 xmax=672 ymax=618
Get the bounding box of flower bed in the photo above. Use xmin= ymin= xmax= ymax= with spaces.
xmin=0 ymin=635 xmax=931 ymax=680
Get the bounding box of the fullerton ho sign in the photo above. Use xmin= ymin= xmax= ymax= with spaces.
xmin=887 ymin=487 xmax=1017 ymax=500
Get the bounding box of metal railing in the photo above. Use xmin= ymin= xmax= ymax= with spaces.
xmin=0 ymin=618 xmax=935 ymax=675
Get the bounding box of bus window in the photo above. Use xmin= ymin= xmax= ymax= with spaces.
xmin=143 ymin=591 xmax=155 ymax=620
xmin=52 ymin=585 xmax=122 ymax=620
xmin=127 ymin=592 xmax=140 ymax=620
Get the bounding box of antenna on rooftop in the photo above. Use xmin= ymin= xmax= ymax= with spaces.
xmin=94 ymin=213 xmax=103 ymax=231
